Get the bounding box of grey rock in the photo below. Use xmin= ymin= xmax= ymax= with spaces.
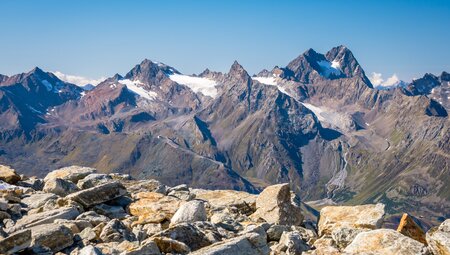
xmin=267 ymin=225 xmax=290 ymax=242
xmin=67 ymin=181 xmax=127 ymax=208
xmin=250 ymin=183 xmax=303 ymax=226
xmin=331 ymin=226 xmax=368 ymax=249
xmin=79 ymin=227 xmax=97 ymax=241
xmin=17 ymin=177 xmax=44 ymax=191
xmin=100 ymin=219 xmax=136 ymax=243
xmin=31 ymin=223 xmax=74 ymax=252
xmin=93 ymin=203 xmax=127 ymax=219
xmin=78 ymin=245 xmax=104 ymax=255
xmin=426 ymin=219 xmax=450 ymax=255
xmin=21 ymin=193 xmax=58 ymax=210
xmin=170 ymin=200 xmax=207 ymax=225
xmin=77 ymin=174 xmax=113 ymax=189
xmin=0 ymin=229 xmax=32 ymax=254
xmin=154 ymin=221 xmax=225 ymax=251
xmin=190 ymin=225 xmax=269 ymax=255
xmin=0 ymin=198 xmax=8 ymax=211
xmin=126 ymin=180 xmax=167 ymax=195
xmin=76 ymin=211 xmax=110 ymax=226
xmin=273 ymin=231 xmax=310 ymax=255
xmin=44 ymin=166 xmax=97 ymax=183
xmin=0 ymin=210 xmax=11 ymax=220
xmin=43 ymin=178 xmax=80 ymax=197
xmin=121 ymin=239 xmax=161 ymax=255
xmin=344 ymin=229 xmax=429 ymax=255
xmin=14 ymin=206 xmax=80 ymax=230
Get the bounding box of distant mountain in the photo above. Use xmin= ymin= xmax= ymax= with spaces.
xmin=0 ymin=47 xmax=448 ymax=225
xmin=402 ymin=72 xmax=450 ymax=109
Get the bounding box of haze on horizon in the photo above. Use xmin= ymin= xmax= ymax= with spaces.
xmin=1 ymin=0 xmax=449 ymax=85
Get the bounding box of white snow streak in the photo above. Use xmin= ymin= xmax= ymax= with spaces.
xmin=169 ymin=74 xmax=218 ymax=98
xmin=118 ymin=79 xmax=157 ymax=100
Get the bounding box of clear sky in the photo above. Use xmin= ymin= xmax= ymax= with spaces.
xmin=1 ymin=0 xmax=449 ymax=84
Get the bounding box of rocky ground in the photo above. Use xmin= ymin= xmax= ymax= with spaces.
xmin=0 ymin=164 xmax=449 ymax=255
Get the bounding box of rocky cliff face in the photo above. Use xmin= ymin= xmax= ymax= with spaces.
xmin=0 ymin=46 xmax=448 ymax=227
xmin=0 ymin=165 xmax=448 ymax=255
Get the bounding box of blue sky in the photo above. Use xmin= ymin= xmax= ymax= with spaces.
xmin=1 ymin=0 xmax=449 ymax=85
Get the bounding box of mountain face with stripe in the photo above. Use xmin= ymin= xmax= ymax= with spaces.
xmin=0 ymin=46 xmax=448 ymax=225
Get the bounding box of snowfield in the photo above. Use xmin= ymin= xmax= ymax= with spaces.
xmin=317 ymin=60 xmax=342 ymax=78
xmin=118 ymin=79 xmax=158 ymax=100
xmin=169 ymin=74 xmax=218 ymax=98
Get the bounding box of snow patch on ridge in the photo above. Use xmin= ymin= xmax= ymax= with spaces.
xmin=169 ymin=74 xmax=218 ymax=98
xmin=317 ymin=60 xmax=342 ymax=77
xmin=118 ymin=79 xmax=157 ymax=100
xmin=252 ymin=76 xmax=292 ymax=97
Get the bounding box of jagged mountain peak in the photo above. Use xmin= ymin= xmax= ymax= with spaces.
xmin=441 ymin=71 xmax=450 ymax=81
xmin=227 ymin=61 xmax=251 ymax=82
xmin=124 ymin=59 xmax=180 ymax=85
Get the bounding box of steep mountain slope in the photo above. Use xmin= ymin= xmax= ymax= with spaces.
xmin=0 ymin=67 xmax=82 ymax=138
xmin=0 ymin=47 xmax=448 ymax=224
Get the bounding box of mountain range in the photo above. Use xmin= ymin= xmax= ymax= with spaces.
xmin=0 ymin=45 xmax=448 ymax=225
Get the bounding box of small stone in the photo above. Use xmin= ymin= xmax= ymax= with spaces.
xmin=151 ymin=237 xmax=191 ymax=254
xmin=170 ymin=200 xmax=207 ymax=225
xmin=126 ymin=180 xmax=168 ymax=195
xmin=121 ymin=239 xmax=161 ymax=255
xmin=43 ymin=178 xmax=80 ymax=197
xmin=0 ymin=198 xmax=8 ymax=211
xmin=397 ymin=213 xmax=427 ymax=244
xmin=78 ymin=245 xmax=103 ymax=255
xmin=0 ymin=165 xmax=21 ymax=184
xmin=193 ymin=189 xmax=256 ymax=215
xmin=99 ymin=219 xmax=136 ymax=243
xmin=93 ymin=203 xmax=127 ymax=219
xmin=267 ymin=225 xmax=291 ymax=241
xmin=0 ymin=210 xmax=11 ymax=220
xmin=273 ymin=231 xmax=311 ymax=254
xmin=79 ymin=227 xmax=97 ymax=241
xmin=77 ymin=174 xmax=113 ymax=189
xmin=331 ymin=226 xmax=368 ymax=249
xmin=76 ymin=211 xmax=110 ymax=226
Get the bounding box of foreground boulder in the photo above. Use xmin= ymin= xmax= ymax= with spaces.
xmin=0 ymin=165 xmax=21 ymax=184
xmin=193 ymin=189 xmax=257 ymax=215
xmin=344 ymin=229 xmax=429 ymax=255
xmin=44 ymin=166 xmax=96 ymax=183
xmin=0 ymin=229 xmax=31 ymax=254
xmin=397 ymin=213 xmax=427 ymax=244
xmin=426 ymin=219 xmax=450 ymax=255
xmin=170 ymin=200 xmax=207 ymax=225
xmin=128 ymin=192 xmax=183 ymax=224
xmin=190 ymin=225 xmax=269 ymax=255
xmin=250 ymin=183 xmax=303 ymax=226
xmin=318 ymin=203 xmax=385 ymax=236
xmin=43 ymin=177 xmax=79 ymax=197
xmin=13 ymin=206 xmax=80 ymax=230
xmin=66 ymin=181 xmax=127 ymax=208
xmin=31 ymin=223 xmax=74 ymax=252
